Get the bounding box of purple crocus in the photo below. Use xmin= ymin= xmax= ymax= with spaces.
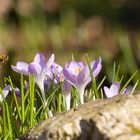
xmin=0 ymin=85 xmax=11 ymax=102
xmin=63 ymin=58 xmax=102 ymax=104
xmin=48 ymin=62 xmax=72 ymax=110
xmin=46 ymin=62 xmax=63 ymax=86
xmin=11 ymin=52 xmax=54 ymax=103
xmin=0 ymin=85 xmax=11 ymax=114
xmin=28 ymin=53 xmax=54 ymax=102
xmin=103 ymin=82 xmax=127 ymax=98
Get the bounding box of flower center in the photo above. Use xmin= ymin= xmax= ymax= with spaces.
xmin=75 ymin=67 xmax=82 ymax=75
xmin=59 ymin=74 xmax=63 ymax=82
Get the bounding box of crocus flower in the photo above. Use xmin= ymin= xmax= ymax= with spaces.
xmin=48 ymin=62 xmax=72 ymax=110
xmin=0 ymin=85 xmax=11 ymax=102
xmin=0 ymin=85 xmax=11 ymax=114
xmin=28 ymin=53 xmax=54 ymax=102
xmin=11 ymin=52 xmax=54 ymax=103
xmin=63 ymin=58 xmax=102 ymax=104
xmin=11 ymin=62 xmax=29 ymax=76
xmin=103 ymin=82 xmax=127 ymax=98
xmin=46 ymin=62 xmax=63 ymax=86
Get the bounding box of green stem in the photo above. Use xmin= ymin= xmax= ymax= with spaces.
xmin=58 ymin=93 xmax=62 ymax=113
xmin=6 ymin=102 xmax=13 ymax=139
xmin=86 ymin=54 xmax=99 ymax=99
xmin=20 ymin=74 xmax=25 ymax=133
xmin=2 ymin=103 xmax=6 ymax=138
xmin=29 ymin=75 xmax=35 ymax=128
xmin=9 ymin=77 xmax=21 ymax=120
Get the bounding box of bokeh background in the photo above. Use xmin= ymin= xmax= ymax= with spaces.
xmin=0 ymin=0 xmax=140 ymax=88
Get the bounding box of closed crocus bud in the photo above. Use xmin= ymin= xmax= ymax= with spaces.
xmin=0 ymin=85 xmax=11 ymax=102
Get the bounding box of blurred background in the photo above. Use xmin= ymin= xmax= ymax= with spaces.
xmin=0 ymin=0 xmax=140 ymax=88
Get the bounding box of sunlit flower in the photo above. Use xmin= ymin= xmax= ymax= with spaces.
xmin=11 ymin=62 xmax=29 ymax=76
xmin=46 ymin=62 xmax=63 ymax=86
xmin=28 ymin=53 xmax=54 ymax=101
xmin=103 ymin=82 xmax=127 ymax=98
xmin=48 ymin=62 xmax=72 ymax=110
xmin=63 ymin=58 xmax=102 ymax=104
xmin=11 ymin=52 xmax=54 ymax=102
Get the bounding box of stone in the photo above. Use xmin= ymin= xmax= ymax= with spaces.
xmin=21 ymin=91 xmax=140 ymax=140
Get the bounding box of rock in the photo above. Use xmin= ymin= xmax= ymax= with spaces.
xmin=21 ymin=91 xmax=140 ymax=140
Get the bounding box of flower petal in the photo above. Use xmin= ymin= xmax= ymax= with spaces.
xmin=66 ymin=61 xmax=85 ymax=75
xmin=110 ymin=82 xmax=120 ymax=95
xmin=91 ymin=57 xmax=102 ymax=78
xmin=0 ymin=85 xmax=11 ymax=102
xmin=28 ymin=62 xmax=41 ymax=75
xmin=103 ymin=86 xmax=112 ymax=98
xmin=45 ymin=54 xmax=55 ymax=69
xmin=63 ymin=67 xmax=77 ymax=86
xmin=77 ymin=66 xmax=90 ymax=85
xmin=34 ymin=52 xmax=45 ymax=69
xmin=62 ymin=80 xmax=72 ymax=95
xmin=11 ymin=61 xmax=29 ymax=75
xmin=14 ymin=87 xmax=21 ymax=97
xmin=122 ymin=88 xmax=128 ymax=94
xmin=50 ymin=62 xmax=63 ymax=75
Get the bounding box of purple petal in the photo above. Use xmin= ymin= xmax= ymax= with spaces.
xmin=66 ymin=61 xmax=85 ymax=75
xmin=79 ymin=62 xmax=86 ymax=67
xmin=65 ymin=61 xmax=77 ymax=74
xmin=46 ymin=68 xmax=54 ymax=79
xmin=14 ymin=87 xmax=21 ymax=97
xmin=103 ymin=86 xmax=112 ymax=98
xmin=34 ymin=52 xmax=45 ymax=69
xmin=45 ymin=54 xmax=55 ymax=69
xmin=50 ymin=62 xmax=63 ymax=75
xmin=110 ymin=82 xmax=120 ymax=95
xmin=0 ymin=85 xmax=11 ymax=102
xmin=11 ymin=61 xmax=29 ymax=75
xmin=91 ymin=57 xmax=102 ymax=78
xmin=104 ymin=82 xmax=120 ymax=98
xmin=66 ymin=61 xmax=78 ymax=69
xmin=63 ymin=67 xmax=77 ymax=85
xmin=122 ymin=88 xmax=128 ymax=94
xmin=28 ymin=62 xmax=41 ymax=75
xmin=62 ymin=80 xmax=72 ymax=95
xmin=77 ymin=66 xmax=90 ymax=85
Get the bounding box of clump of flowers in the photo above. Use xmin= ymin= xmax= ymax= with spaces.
xmin=0 ymin=52 xmax=138 ymax=139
